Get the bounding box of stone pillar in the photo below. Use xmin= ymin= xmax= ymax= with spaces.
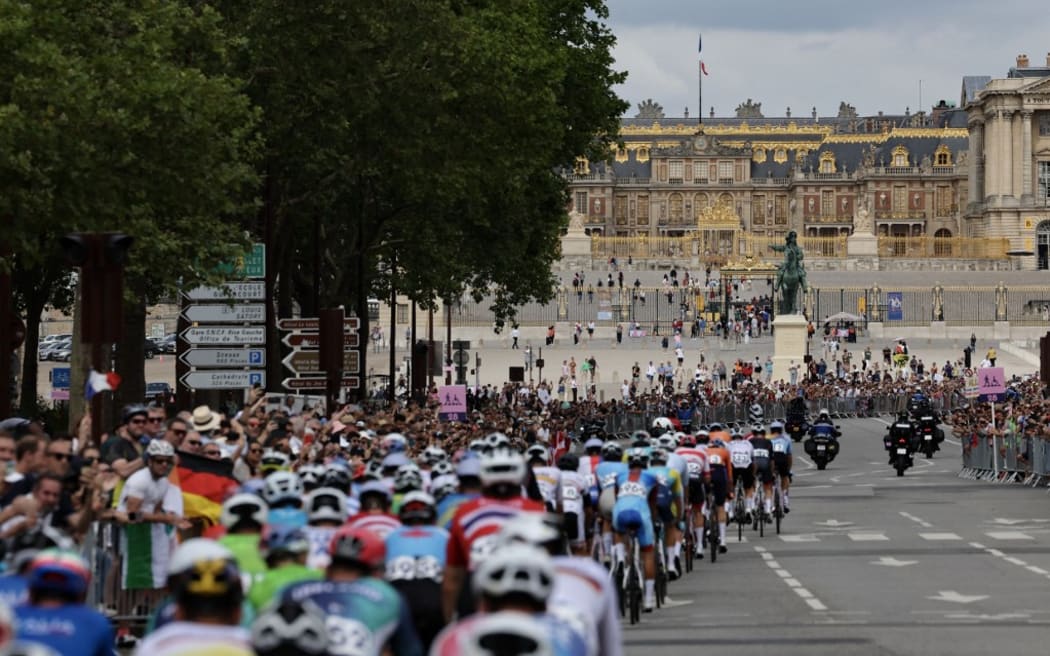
xmin=1022 ymin=111 xmax=1034 ymax=202
xmin=968 ymin=119 xmax=984 ymax=206
xmin=1001 ymin=110 xmax=1013 ymax=200
xmin=983 ymin=111 xmax=997 ymax=203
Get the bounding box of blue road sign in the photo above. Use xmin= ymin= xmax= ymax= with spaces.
xmin=51 ymin=367 xmax=71 ymax=389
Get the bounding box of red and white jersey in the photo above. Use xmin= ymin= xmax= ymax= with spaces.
xmin=446 ymin=495 xmax=546 ymax=571
xmin=578 ymin=455 xmax=602 ymax=489
xmin=675 ymin=447 xmax=709 ymax=478
xmin=344 ymin=512 xmax=402 ymax=540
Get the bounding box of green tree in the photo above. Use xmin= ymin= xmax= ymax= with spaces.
xmin=216 ymin=0 xmax=626 ymax=390
xmin=0 ymin=0 xmax=260 ymax=417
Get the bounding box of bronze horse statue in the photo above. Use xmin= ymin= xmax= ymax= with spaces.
xmin=770 ymin=230 xmax=807 ymax=315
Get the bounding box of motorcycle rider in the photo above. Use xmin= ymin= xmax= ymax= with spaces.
xmin=808 ymin=409 xmax=841 ymax=440
xmin=885 ymin=412 xmax=917 ymax=464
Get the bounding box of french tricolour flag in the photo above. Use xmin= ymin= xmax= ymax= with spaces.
xmin=85 ymin=370 xmax=121 ymax=400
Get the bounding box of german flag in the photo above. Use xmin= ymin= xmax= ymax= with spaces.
xmin=174 ymin=450 xmax=239 ymax=526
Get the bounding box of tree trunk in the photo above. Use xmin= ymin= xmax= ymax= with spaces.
xmin=17 ymin=294 xmax=45 ymax=416
xmin=114 ymin=283 xmax=147 ymax=414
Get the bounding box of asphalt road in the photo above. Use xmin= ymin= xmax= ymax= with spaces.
xmin=627 ymin=418 xmax=1050 ymax=656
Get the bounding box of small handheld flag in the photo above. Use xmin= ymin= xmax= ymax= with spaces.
xmin=701 ymin=60 xmax=709 ymax=76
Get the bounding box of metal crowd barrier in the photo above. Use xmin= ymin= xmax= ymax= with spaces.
xmin=959 ymin=432 xmax=1050 ymax=488
xmin=83 ymin=520 xmax=161 ymax=628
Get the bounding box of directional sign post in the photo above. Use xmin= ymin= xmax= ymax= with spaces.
xmin=182 ymin=304 xmax=266 ymax=324
xmin=277 ymin=317 xmax=360 ymax=331
xmin=181 ymin=370 xmax=265 ymax=390
xmin=282 ymin=333 xmax=359 ymax=349
xmin=282 ymin=350 xmax=360 ymax=375
xmin=281 ymin=376 xmax=359 ymax=390
xmin=180 ymin=348 xmax=265 ymax=368
xmin=183 ymin=282 xmax=266 ymax=301
xmin=181 ymin=326 xmax=266 ymax=345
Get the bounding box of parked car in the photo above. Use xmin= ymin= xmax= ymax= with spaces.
xmin=145 ymin=381 xmax=172 ymax=401
xmin=157 ymin=334 xmax=177 ymax=354
xmin=50 ymin=341 xmax=73 ymax=362
xmin=38 ymin=335 xmax=71 ymax=361
xmin=144 ymin=338 xmax=160 ymax=359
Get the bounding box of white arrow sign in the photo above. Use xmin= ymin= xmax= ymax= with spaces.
xmin=182 ymin=304 xmax=266 ymax=323
xmin=927 ymin=590 xmax=988 ymax=604
xmin=179 ymin=348 xmax=265 ymax=368
xmin=181 ymin=326 xmax=266 ymax=345
xmin=870 ymin=557 xmax=917 ymax=567
xmin=181 ymin=370 xmax=265 ymax=390
xmin=814 ymin=520 xmax=853 ymax=528
xmin=183 ymin=282 xmax=265 ymax=301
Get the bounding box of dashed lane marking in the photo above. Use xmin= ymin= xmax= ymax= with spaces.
xmin=919 ymin=532 xmax=962 ymax=541
xmin=900 ymin=511 xmax=934 ymax=528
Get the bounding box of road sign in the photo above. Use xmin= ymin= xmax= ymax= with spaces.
xmin=180 ymin=348 xmax=265 ymax=368
xmin=242 ymin=243 xmax=266 ymax=278
xmin=181 ymin=326 xmax=266 ymax=345
xmin=282 ymin=332 xmax=359 ymax=349
xmin=183 ymin=282 xmax=266 ymax=301
xmin=281 ymin=376 xmax=360 ymax=390
xmin=277 ymin=317 xmax=360 ymax=331
xmin=282 ymin=349 xmax=360 ymax=374
xmin=452 ymin=351 xmax=469 ymax=366
xmin=51 ymin=367 xmax=71 ymax=389
xmin=978 ymin=367 xmax=1006 ymax=396
xmin=181 ymin=370 xmax=265 ymax=389
xmin=182 ymin=304 xmax=266 ymax=323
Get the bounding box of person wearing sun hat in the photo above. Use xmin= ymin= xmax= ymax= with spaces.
xmin=191 ymin=405 xmax=223 ymax=436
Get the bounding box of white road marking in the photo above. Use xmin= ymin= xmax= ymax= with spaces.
xmin=784 ymin=578 xmax=802 ymax=587
xmin=927 ymin=590 xmax=988 ymax=604
xmin=780 ymin=534 xmax=820 ymax=542
xmin=985 ymin=531 xmax=1034 ymax=540
xmin=848 ymin=532 xmax=889 ymax=541
xmin=755 ymin=545 xmax=831 ymax=613
xmin=806 ymin=599 xmax=828 ymax=611
xmin=870 ymin=557 xmax=917 ymax=567
xmin=1025 ymin=566 xmax=1049 ymax=575
xmin=919 ymin=532 xmax=962 ymax=541
xmin=900 ymin=511 xmax=934 ymax=528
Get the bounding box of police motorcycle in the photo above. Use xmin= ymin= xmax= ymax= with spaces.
xmin=802 ymin=409 xmax=840 ymax=470
xmin=907 ymin=393 xmax=943 ymax=458
xmin=884 ymin=412 xmax=918 ymax=476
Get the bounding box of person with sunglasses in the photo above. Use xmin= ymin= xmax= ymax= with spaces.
xmin=101 ymin=405 xmax=149 ymax=480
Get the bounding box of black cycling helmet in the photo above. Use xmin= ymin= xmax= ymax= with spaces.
xmin=556 ymin=453 xmax=579 ymax=472
xmin=122 ymin=404 xmax=148 ymax=424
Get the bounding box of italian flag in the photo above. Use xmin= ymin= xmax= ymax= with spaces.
xmin=122 ymin=485 xmax=182 ymax=589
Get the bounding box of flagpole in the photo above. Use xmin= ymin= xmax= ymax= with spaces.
xmin=698 ymin=33 xmax=703 ymax=128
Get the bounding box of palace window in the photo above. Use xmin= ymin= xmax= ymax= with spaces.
xmin=892 ymin=186 xmax=906 ymax=212
xmin=935 ymin=186 xmax=953 ymax=218
xmin=1039 ymin=115 xmax=1050 ymax=137
xmin=574 ymin=158 xmax=589 ymax=175
xmin=774 ymin=149 xmax=787 ymax=164
xmin=752 ymin=195 xmax=765 ymax=225
xmin=891 ymin=145 xmax=909 ymax=167
xmin=669 ymin=193 xmax=684 ymax=224
xmin=614 ymin=195 xmax=628 ymax=224
xmin=775 ymin=196 xmax=787 ymax=224
xmin=615 ymin=147 xmax=629 ymax=163
xmin=637 ymin=147 xmax=650 ymax=162
xmin=574 ymin=191 xmax=588 ymax=215
xmin=669 ymin=160 xmax=683 ymax=184
xmin=637 ymin=194 xmax=650 ymax=225
xmin=717 ymin=161 xmax=733 ymax=183
xmin=934 ymin=144 xmax=952 ymax=167
xmin=1039 ymin=162 xmax=1050 ymax=200
xmin=819 ymin=151 xmax=836 ymax=174
xmin=821 ymin=190 xmax=834 ymax=217
xmin=753 ymin=147 xmax=767 ymax=163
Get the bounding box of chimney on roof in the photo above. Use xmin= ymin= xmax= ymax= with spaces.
xmin=878 ymin=110 xmax=884 ymax=117
xmin=1017 ymin=54 xmax=1029 ymax=68
xmin=811 ymin=106 xmax=817 ymax=119
xmin=1046 ymin=52 xmax=1050 ymax=67
xmin=905 ymin=106 xmax=910 ymax=116
xmin=684 ymin=107 xmax=689 ymax=118
xmin=710 ymin=106 xmax=715 ymax=118
xmin=786 ymin=106 xmax=791 ymax=117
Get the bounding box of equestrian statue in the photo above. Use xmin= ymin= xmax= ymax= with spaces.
xmin=769 ymin=230 xmax=807 ymax=315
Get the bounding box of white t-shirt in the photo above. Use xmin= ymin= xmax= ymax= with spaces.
xmin=133 ymin=622 xmax=252 ymax=656
xmin=117 ymin=468 xmax=171 ymax=512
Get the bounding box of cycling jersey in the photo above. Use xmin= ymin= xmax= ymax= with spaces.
xmin=674 ymin=447 xmax=709 ymax=478
xmin=665 ymin=452 xmax=689 ymax=493
xmin=13 ymin=603 xmax=114 ymax=656
xmin=248 ymin=563 xmax=323 ymax=612
xmin=704 ymin=444 xmax=734 ymax=506
xmin=550 ymin=556 xmax=623 ymax=656
xmin=385 ymin=525 xmax=448 ymax=648
xmin=532 ymin=466 xmax=562 ymax=510
xmin=281 ymin=578 xmax=422 ymax=656
xmin=267 ymin=507 xmax=307 ymax=529
xmin=147 ymin=597 xmax=256 ymax=634
xmin=134 ymin=622 xmax=253 ymax=656
xmin=558 ymin=470 xmax=588 ymax=545
xmin=344 ymin=512 xmax=402 ymax=540
xmin=436 ymin=491 xmax=480 ymax=529
xmin=217 ymin=533 xmax=268 ymax=591
xmin=431 ymin=610 xmax=588 ymax=656
xmin=645 ymin=465 xmax=682 ymax=516
xmin=727 ymin=440 xmax=755 ymax=469
xmin=612 ymin=470 xmax=658 ymax=548
xmin=770 ymin=434 xmax=793 ymax=477
xmin=0 ymin=573 xmax=28 ymax=607
xmin=446 ymin=496 xmax=546 ymax=572
xmin=303 ymin=525 xmax=339 ymax=569
xmin=594 ymin=461 xmax=628 ymax=491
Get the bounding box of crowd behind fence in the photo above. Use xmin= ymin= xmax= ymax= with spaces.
xmin=960 ymin=432 xmax=1050 ymax=487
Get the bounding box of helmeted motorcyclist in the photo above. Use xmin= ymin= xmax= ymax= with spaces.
xmin=885 ymin=411 xmax=916 ymax=464
xmin=808 ymin=409 xmax=841 ymax=440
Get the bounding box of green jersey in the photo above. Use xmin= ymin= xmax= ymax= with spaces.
xmin=248 ymin=563 xmax=322 ymax=612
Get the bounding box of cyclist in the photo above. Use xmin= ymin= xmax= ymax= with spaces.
xmin=259 ymin=449 xmax=291 ymax=476
xmin=385 ymin=491 xmax=448 ymax=649
xmin=135 ymin=539 xmax=253 ymax=654
xmin=280 ymin=525 xmax=423 ymax=656
xmin=769 ymin=421 xmax=794 ymax=513
xmin=263 ymin=471 xmax=307 ymax=529
xmin=555 ymin=454 xmax=589 ymax=556
xmin=216 ymin=493 xmax=269 ymax=590
xmin=391 ymin=464 xmax=424 ymax=513
xmin=674 ymin=433 xmax=709 ymax=560
xmin=578 ymin=437 xmax=605 ymax=504
xmin=611 ymin=448 xmax=659 ymax=612
xmin=248 ymin=525 xmax=322 ymax=613
xmin=12 ymin=550 xmax=113 ymax=656
xmin=431 ymin=543 xmax=588 ymax=656
xmin=704 ymin=430 xmax=734 ymax=554
xmin=436 ymin=455 xmax=482 ymax=528
xmin=594 ymin=442 xmax=627 ymax=564
xmin=0 ymin=526 xmax=73 ymax=608
xmin=496 ymin=513 xmax=623 ymax=656
xmin=526 ymin=444 xmax=560 ymax=511
xmin=443 ymin=447 xmax=545 ymax=621
xmin=344 ymin=481 xmax=402 ymax=540
xmin=302 ymin=487 xmax=348 ymax=569
xmin=749 ymin=425 xmax=776 ymax=521
xmin=650 ymin=417 xmax=674 ymax=438
xmin=647 ymin=448 xmax=684 ymax=580
xmin=727 ymin=428 xmax=756 ymax=521
xmin=250 ymin=598 xmax=329 ymax=656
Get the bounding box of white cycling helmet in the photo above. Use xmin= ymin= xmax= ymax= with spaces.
xmin=167 ymin=538 xmax=234 ymax=577
xmin=263 ymin=471 xmax=304 ymax=506
xmin=459 ymin=611 xmax=553 ymax=656
xmin=469 ymin=439 xmax=487 ymax=453
xmin=430 ymin=475 xmax=459 ymax=502
xmin=473 ymin=544 xmax=554 ymax=602
xmin=748 ymin=403 xmax=765 ymax=422
xmin=146 ymin=439 xmax=175 ymax=458
xmin=381 ymin=432 xmax=408 ymax=453
xmin=657 ymin=434 xmax=677 ymax=450
xmin=299 ymin=465 xmax=324 ymax=489
xmin=651 ymin=417 xmax=674 ymax=434
xmin=251 ymin=598 xmax=329 ymax=656
xmin=398 ymin=491 xmax=436 ymax=524
xmin=496 ymin=512 xmax=562 ymax=550
xmin=220 ymin=493 xmax=268 ymax=530
xmin=479 ymin=448 xmax=526 ymax=486
xmin=260 ymin=449 xmax=290 ymax=473
xmin=393 ymin=464 xmax=423 ymax=494
xmin=305 ymin=487 xmax=347 ymax=524
xmin=431 ymin=461 xmax=455 ymax=477
xmin=421 ymin=446 xmax=448 ymax=466
xmin=525 ymin=444 xmax=548 ymax=463
xmin=484 ymin=432 xmax=512 ymax=451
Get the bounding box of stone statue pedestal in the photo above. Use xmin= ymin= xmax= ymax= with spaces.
xmin=770 ymin=313 xmax=809 ymax=383
xmin=559 ymin=212 xmax=592 ymax=270
xmin=846 ymin=234 xmax=879 ymax=271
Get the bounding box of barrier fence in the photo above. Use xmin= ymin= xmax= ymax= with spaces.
xmin=959 ymin=432 xmax=1050 ymax=487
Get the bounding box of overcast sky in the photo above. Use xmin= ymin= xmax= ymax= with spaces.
xmin=604 ymin=0 xmax=1050 ymax=119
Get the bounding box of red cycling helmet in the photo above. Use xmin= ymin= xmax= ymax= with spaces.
xmin=328 ymin=525 xmax=385 ymax=570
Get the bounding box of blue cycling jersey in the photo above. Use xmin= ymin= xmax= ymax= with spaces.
xmin=14 ymin=603 xmax=114 ymax=656
xmin=0 ymin=574 xmax=28 ymax=608
xmin=385 ymin=526 xmax=449 ymax=584
xmin=594 ymin=462 xmax=627 ymax=491
xmin=268 ymin=507 xmax=308 ymax=529
xmin=771 ymin=434 xmax=793 ymax=456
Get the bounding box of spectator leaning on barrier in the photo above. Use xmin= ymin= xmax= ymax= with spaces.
xmin=102 ymin=405 xmax=149 ymax=480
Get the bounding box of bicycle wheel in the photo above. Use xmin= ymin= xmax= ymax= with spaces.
xmin=774 ymin=489 xmax=783 ymax=535
xmin=628 ymin=547 xmax=641 ymax=624
xmin=684 ymin=528 xmax=694 ymax=573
